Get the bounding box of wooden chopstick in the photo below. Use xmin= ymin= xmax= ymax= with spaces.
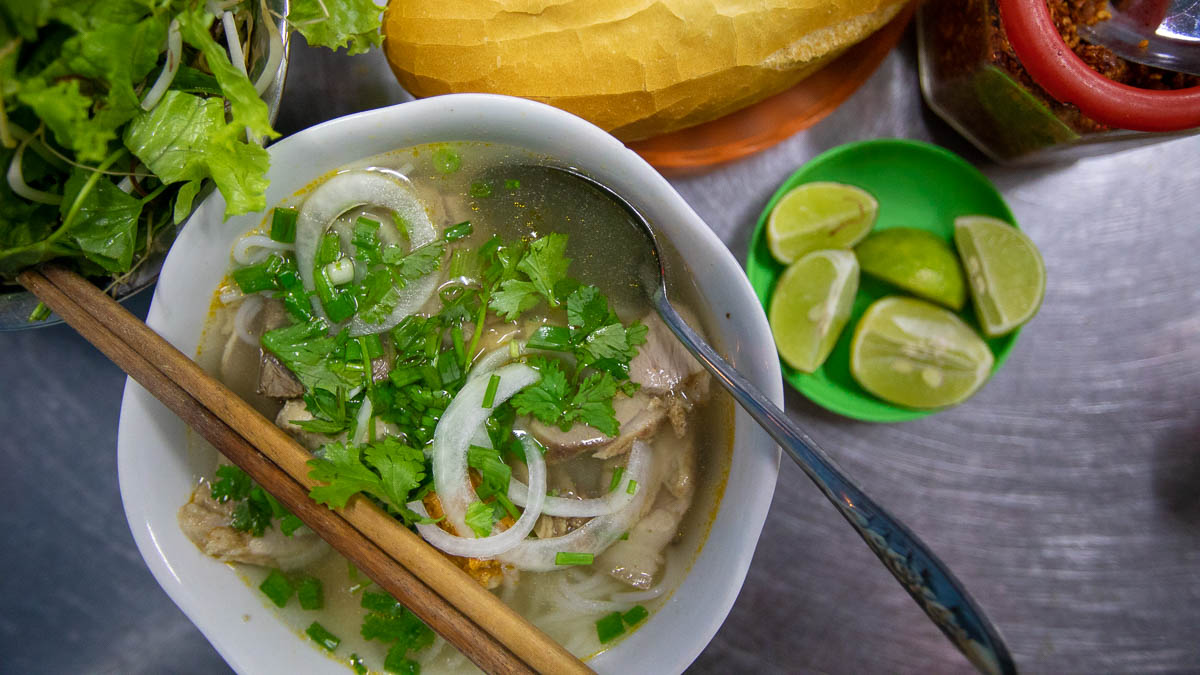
xmin=22 ymin=266 xmax=593 ymax=675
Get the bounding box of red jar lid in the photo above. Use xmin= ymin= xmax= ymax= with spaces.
xmin=997 ymin=0 xmax=1200 ymax=132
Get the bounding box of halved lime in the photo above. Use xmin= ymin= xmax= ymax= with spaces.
xmin=766 ymin=182 xmax=878 ymax=264
xmin=954 ymin=215 xmax=1046 ymax=337
xmin=850 ymin=296 xmax=993 ymax=409
xmin=769 ymin=250 xmax=859 ymax=373
xmin=855 ymin=227 xmax=967 ymax=310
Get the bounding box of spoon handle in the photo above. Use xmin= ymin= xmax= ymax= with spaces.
xmin=654 ymin=298 xmax=1016 ymax=675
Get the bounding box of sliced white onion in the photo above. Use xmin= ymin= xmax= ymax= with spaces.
xmin=498 ymin=441 xmax=653 ymax=572
xmin=233 ymin=294 xmax=263 ymax=346
xmin=7 ymin=137 xmax=60 ymax=205
xmin=466 ymin=342 xmax=524 ymax=382
xmin=508 ymin=449 xmax=637 ymax=518
xmin=352 ymin=395 xmax=374 ymax=445
xmin=232 ymin=233 xmax=294 ymax=265
xmin=295 ymin=170 xmax=437 ymax=336
xmin=431 ymin=363 xmax=540 ymax=538
xmin=409 ymin=432 xmax=545 ymax=558
xmin=141 ymin=18 xmax=181 ymax=111
xmin=253 ymin=0 xmax=284 ymax=96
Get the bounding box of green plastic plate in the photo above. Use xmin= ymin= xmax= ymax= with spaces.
xmin=746 ymin=138 xmax=1021 ymax=422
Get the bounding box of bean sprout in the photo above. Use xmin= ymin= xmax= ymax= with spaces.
xmin=141 ymin=18 xmax=181 ymax=111
xmin=253 ymin=0 xmax=284 ymax=96
xmin=7 ymin=136 xmax=61 ymax=205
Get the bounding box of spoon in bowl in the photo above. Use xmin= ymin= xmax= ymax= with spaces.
xmin=535 ymin=165 xmax=1017 ymax=675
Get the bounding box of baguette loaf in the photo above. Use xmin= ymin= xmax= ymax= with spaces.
xmin=383 ymin=0 xmax=909 ymax=140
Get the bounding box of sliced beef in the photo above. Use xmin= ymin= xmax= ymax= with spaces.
xmin=275 ymin=399 xmax=341 ymax=452
xmin=629 ymin=311 xmax=708 ymax=396
xmin=257 ymin=301 xmax=304 ymax=398
xmin=178 ymin=482 xmax=328 ymax=570
xmin=529 ymin=392 xmax=667 ymax=462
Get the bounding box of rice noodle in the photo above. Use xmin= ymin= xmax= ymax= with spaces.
xmin=409 ymin=434 xmax=544 ymax=558
xmin=507 ymin=455 xmax=637 ymax=518
xmin=141 ymin=18 xmax=181 ymax=111
xmin=498 ymin=441 xmax=653 ymax=572
xmin=232 ymin=233 xmax=294 ymax=265
xmin=430 ymin=362 xmax=541 ymax=538
xmin=7 ymin=136 xmax=61 ymax=205
xmin=294 ymin=170 xmax=438 ymax=335
xmin=233 ymin=295 xmax=263 ymax=347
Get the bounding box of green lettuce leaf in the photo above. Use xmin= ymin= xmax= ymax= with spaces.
xmin=123 ymin=90 xmax=269 ymax=219
xmin=176 ymin=6 xmax=277 ymax=143
xmin=289 ymin=0 xmax=383 ymax=55
xmin=16 ymin=11 xmax=166 ymax=162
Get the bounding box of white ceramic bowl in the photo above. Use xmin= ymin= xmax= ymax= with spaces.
xmin=117 ymin=94 xmax=782 ymax=674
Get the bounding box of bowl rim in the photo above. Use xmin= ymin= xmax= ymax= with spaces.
xmin=117 ymin=93 xmax=783 ymax=674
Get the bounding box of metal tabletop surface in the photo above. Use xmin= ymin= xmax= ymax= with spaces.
xmin=3 ymin=32 xmax=1198 ymax=675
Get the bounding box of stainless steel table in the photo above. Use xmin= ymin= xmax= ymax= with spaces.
xmin=3 ymin=32 xmax=1198 ymax=674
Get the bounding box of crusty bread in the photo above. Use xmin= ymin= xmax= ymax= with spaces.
xmin=383 ymin=0 xmax=909 ymax=140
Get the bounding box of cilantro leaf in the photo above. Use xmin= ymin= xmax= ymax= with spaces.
xmin=488 ymin=279 xmax=539 ymax=321
xmin=565 ymin=372 xmax=620 ymax=436
xmin=464 ymin=501 xmax=495 ymax=538
xmin=362 ymin=438 xmax=426 ymax=510
xmin=516 ymin=233 xmax=570 ymax=306
xmin=468 ymin=445 xmax=511 ymax=500
xmin=566 ymin=285 xmax=609 ymax=332
xmin=211 ymin=465 xmax=253 ymax=503
xmin=509 ymin=358 xmax=570 ymax=424
xmin=261 ymin=320 xmax=362 ymax=393
xmin=384 ymin=240 xmax=444 ymax=285
xmin=307 ymin=442 xmax=383 ymax=510
xmin=356 ymin=268 xmax=400 ymax=325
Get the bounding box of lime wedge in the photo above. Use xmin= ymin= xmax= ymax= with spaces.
xmin=769 ymin=249 xmax=859 ymax=373
xmin=954 ymin=215 xmax=1046 ymax=337
xmin=850 ymin=296 xmax=993 ymax=408
xmin=854 ymin=227 xmax=967 ymax=310
xmin=766 ymin=182 xmax=878 ymax=264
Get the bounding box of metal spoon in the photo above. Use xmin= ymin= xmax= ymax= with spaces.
xmin=541 ymin=165 xmax=1017 ymax=675
xmin=1078 ymin=0 xmax=1200 ymax=76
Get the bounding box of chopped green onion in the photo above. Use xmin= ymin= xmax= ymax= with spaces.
xmin=324 ymin=258 xmax=355 ymax=286
xmin=232 ymin=255 xmax=281 ymax=294
xmin=433 ymin=146 xmax=461 ymax=174
xmin=504 ymin=178 xmax=520 ymax=190
xmin=384 ymin=644 xmax=419 ymax=675
xmin=28 ymin=302 xmax=51 ymax=322
xmin=595 ymin=612 xmax=625 ymax=643
xmin=622 ymin=605 xmax=649 ymax=627
xmin=437 ymin=350 xmax=462 ymax=386
xmin=315 ymin=231 xmax=342 ymax=266
xmin=362 ymin=333 xmax=384 ymax=359
xmin=443 ymin=220 xmax=473 ymax=241
xmin=259 ymin=569 xmax=294 ymax=608
xmin=270 ymin=207 xmax=298 ymax=243
xmin=297 ymin=577 xmax=324 ymax=610
xmin=390 ymin=211 xmax=410 ymax=241
xmin=528 ymin=325 xmax=572 ymax=351
xmin=626 ymin=479 xmax=638 ymax=495
xmin=323 ymin=291 xmax=359 ymax=324
xmin=452 ymin=325 xmax=466 ymax=366
xmin=508 ymin=340 xmax=520 ymax=359
xmin=482 ymin=374 xmax=500 ymax=408
xmin=620 ymin=531 xmax=630 ymax=541
xmin=609 ymin=466 xmax=625 ymax=492
xmin=305 ymin=621 xmax=340 ymax=651
xmin=350 ymin=653 xmax=367 ymax=675
xmin=469 ymin=180 xmax=493 ymax=199
xmin=494 ymin=492 xmax=520 ymax=521
xmin=554 ymin=551 xmax=595 ymax=566
xmin=389 ymin=367 xmax=422 ymax=389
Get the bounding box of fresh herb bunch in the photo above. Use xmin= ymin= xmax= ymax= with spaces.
xmin=0 ymin=0 xmax=384 ymax=291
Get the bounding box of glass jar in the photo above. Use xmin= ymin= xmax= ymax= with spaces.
xmin=917 ymin=0 xmax=1200 ymax=164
